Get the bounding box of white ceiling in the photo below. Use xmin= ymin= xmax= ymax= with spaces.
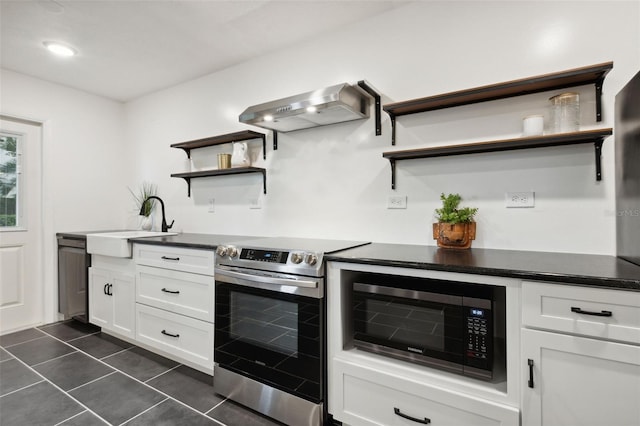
xmin=0 ymin=0 xmax=407 ymax=102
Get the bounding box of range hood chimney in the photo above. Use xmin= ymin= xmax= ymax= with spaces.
xmin=239 ymin=82 xmax=374 ymax=133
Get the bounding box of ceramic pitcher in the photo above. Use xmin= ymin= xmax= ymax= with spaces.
xmin=231 ymin=142 xmax=250 ymax=167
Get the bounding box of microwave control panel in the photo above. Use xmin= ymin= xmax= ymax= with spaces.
xmin=465 ymin=307 xmax=492 ymax=370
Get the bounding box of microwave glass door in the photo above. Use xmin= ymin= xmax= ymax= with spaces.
xmin=352 ymin=283 xmax=464 ymax=369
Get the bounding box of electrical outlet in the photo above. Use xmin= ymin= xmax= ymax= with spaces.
xmin=208 ymin=198 xmax=215 ymax=213
xmin=388 ymin=195 xmax=407 ymax=209
xmin=505 ymin=192 xmax=535 ymax=208
xmin=249 ymin=198 xmax=262 ymax=209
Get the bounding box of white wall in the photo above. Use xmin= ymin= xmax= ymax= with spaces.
xmin=125 ymin=1 xmax=640 ymax=255
xmin=0 ymin=69 xmax=129 ymax=322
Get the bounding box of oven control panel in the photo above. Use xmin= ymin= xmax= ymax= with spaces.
xmin=240 ymin=249 xmax=289 ymax=264
xmin=215 ymin=245 xmax=321 ymax=269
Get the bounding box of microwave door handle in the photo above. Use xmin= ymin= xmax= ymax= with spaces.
xmin=215 ymin=266 xmax=318 ymax=289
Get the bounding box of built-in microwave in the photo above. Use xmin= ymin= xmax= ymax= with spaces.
xmin=349 ymin=272 xmax=505 ymax=381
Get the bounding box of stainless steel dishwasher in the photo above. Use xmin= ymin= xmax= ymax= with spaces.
xmin=57 ymin=235 xmax=91 ymax=323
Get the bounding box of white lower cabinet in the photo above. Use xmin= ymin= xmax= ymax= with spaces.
xmin=521 ymin=328 xmax=640 ymax=426
xmin=521 ymin=281 xmax=640 ymax=426
xmin=135 ymin=303 xmax=213 ymax=370
xmin=133 ymin=243 xmax=215 ymax=375
xmin=335 ymin=358 xmax=519 ymax=426
xmin=88 ymin=266 xmax=135 ymax=339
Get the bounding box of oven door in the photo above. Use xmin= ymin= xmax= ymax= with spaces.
xmin=214 ymin=266 xmax=324 ymax=403
xmin=352 ymin=282 xmax=465 ymax=374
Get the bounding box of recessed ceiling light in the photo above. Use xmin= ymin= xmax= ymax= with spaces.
xmin=43 ymin=41 xmax=76 ymax=57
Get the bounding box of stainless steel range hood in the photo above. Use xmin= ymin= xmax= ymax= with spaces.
xmin=239 ymin=83 xmax=372 ymax=132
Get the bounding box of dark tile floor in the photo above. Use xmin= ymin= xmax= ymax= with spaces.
xmin=0 ymin=320 xmax=282 ymax=426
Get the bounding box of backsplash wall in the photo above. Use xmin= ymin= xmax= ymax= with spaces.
xmin=124 ymin=1 xmax=639 ymax=255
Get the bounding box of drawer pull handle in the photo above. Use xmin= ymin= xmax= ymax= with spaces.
xmin=161 ymin=288 xmax=180 ymax=294
xmin=161 ymin=330 xmax=180 ymax=338
xmin=394 ymin=408 xmax=431 ymax=424
xmin=571 ymin=307 xmax=612 ymax=317
xmin=161 ymin=256 xmax=180 ymax=261
xmin=528 ymin=358 xmax=535 ymax=388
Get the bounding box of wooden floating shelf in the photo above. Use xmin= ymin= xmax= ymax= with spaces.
xmin=170 ymin=130 xmax=266 ymax=159
xmin=383 ymin=62 xmax=613 ymax=145
xmin=171 ymin=167 xmax=267 ymax=197
xmin=382 ymin=128 xmax=613 ymax=189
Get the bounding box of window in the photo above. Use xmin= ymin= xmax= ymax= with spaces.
xmin=0 ymin=133 xmax=20 ymax=228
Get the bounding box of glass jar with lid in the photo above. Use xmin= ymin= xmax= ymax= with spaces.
xmin=549 ymin=92 xmax=580 ymax=133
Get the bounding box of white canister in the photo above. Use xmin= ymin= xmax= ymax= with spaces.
xmin=522 ymin=115 xmax=544 ymax=137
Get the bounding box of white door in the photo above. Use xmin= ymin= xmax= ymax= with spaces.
xmin=0 ymin=118 xmax=43 ymax=334
xmin=522 ymin=328 xmax=640 ymax=426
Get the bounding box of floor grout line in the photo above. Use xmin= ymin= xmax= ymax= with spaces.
xmin=0 ymin=333 xmax=48 ymax=349
xmin=204 ymin=397 xmax=228 ymax=416
xmin=116 ymin=397 xmax=169 ymax=426
xmin=67 ymin=370 xmax=117 ymax=393
xmin=99 ymin=346 xmax=133 ymax=361
xmin=30 ymin=349 xmax=79 ymax=368
xmin=0 ymin=379 xmax=45 ymax=398
xmin=0 ymin=351 xmax=112 ymax=424
xmin=144 ymin=363 xmax=181 ymax=383
xmin=65 ymin=330 xmax=102 ymax=343
xmin=38 ymin=324 xmax=228 ymax=424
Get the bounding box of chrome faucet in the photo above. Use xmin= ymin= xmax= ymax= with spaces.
xmin=140 ymin=196 xmax=174 ymax=232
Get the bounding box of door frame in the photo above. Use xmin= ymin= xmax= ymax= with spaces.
xmin=0 ymin=113 xmax=55 ymax=331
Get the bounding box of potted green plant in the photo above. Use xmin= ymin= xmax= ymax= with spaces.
xmin=433 ymin=193 xmax=478 ymax=249
xmin=129 ymin=182 xmax=157 ymax=230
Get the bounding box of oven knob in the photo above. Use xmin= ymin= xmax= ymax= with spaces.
xmin=305 ymin=253 xmax=318 ymax=265
xmin=291 ymin=252 xmax=303 ymax=264
xmin=216 ymin=246 xmax=228 ymax=257
xmin=227 ymin=246 xmax=238 ymax=258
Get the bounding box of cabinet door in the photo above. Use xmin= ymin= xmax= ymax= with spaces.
xmin=111 ymin=272 xmax=135 ymax=339
xmin=88 ymin=267 xmax=111 ymax=328
xmin=522 ymin=328 xmax=640 ymax=426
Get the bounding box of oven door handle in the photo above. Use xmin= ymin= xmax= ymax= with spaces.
xmin=215 ymin=266 xmax=319 ymax=289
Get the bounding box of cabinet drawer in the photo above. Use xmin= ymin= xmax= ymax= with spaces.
xmin=136 ymin=265 xmax=214 ymax=322
xmin=333 ymin=359 xmax=518 ymax=426
xmin=133 ymin=244 xmax=214 ymax=275
xmin=522 ymin=281 xmax=640 ymax=344
xmin=135 ymin=304 xmax=213 ymax=371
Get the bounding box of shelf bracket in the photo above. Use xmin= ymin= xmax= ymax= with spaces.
xmin=390 ymin=159 xmax=396 ymax=190
xmin=389 ymin=114 xmax=396 ymax=146
xmin=273 ymin=131 xmax=278 ymax=151
xmin=261 ymin=169 xmax=267 ymax=194
xmin=357 ymin=80 xmax=382 ymax=136
xmin=594 ymin=140 xmax=603 ymax=181
xmin=178 ymin=148 xmax=191 ymax=159
xmin=178 ymin=177 xmax=192 ymax=197
xmin=595 ymin=76 xmax=604 ymax=122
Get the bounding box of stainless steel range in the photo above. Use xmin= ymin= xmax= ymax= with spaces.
xmin=213 ymin=237 xmax=368 ymax=426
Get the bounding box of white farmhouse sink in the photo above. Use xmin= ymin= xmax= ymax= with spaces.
xmin=87 ymin=230 xmax=178 ymax=258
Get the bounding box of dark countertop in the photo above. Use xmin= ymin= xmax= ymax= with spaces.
xmin=127 ymin=233 xmax=262 ymax=250
xmin=326 ymin=243 xmax=640 ymax=291
xmin=58 ymin=231 xmax=640 ymax=290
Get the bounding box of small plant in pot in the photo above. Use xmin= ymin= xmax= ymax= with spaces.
xmin=129 ymin=182 xmax=157 ymax=231
xmin=433 ymin=193 xmax=478 ymax=249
